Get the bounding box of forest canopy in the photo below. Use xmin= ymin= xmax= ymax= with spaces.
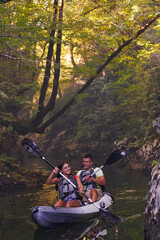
xmin=0 ymin=0 xmax=160 ymax=139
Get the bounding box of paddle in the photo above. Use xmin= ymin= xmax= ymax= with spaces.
xmin=90 ymin=148 xmax=126 ymax=177
xmin=21 ymin=138 xmax=122 ymax=222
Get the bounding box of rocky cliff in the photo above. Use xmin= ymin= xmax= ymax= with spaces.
xmin=144 ymin=165 xmax=160 ymax=240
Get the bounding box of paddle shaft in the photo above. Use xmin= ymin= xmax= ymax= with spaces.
xmin=22 ymin=138 xmax=122 ymax=221
xmin=22 ymin=139 xmax=100 ymax=209
xmin=41 ymin=156 xmax=102 ymax=210
xmin=43 ymin=156 xmax=121 ymax=221
xmin=89 ymin=148 xmax=126 ymax=177
xmin=90 ymin=165 xmax=104 ymax=177
xmin=41 ymin=156 xmax=77 ymax=188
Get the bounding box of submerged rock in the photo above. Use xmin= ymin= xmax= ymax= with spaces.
xmin=144 ymin=165 xmax=160 ymax=240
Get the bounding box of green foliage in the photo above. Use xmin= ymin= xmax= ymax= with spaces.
xmin=0 ymin=0 xmax=160 ymax=138
xmin=0 ymin=91 xmax=8 ymax=99
xmin=152 ymin=160 xmax=159 ymax=167
xmin=0 ymin=153 xmax=46 ymax=187
xmin=0 ymin=112 xmax=15 ymax=122
xmin=75 ymin=93 xmax=90 ymax=101
xmin=52 ymin=27 xmax=160 ymax=148
xmin=0 ymin=153 xmax=16 ymax=163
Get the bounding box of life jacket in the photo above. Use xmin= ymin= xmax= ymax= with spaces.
xmin=79 ymin=168 xmax=98 ymax=192
xmin=58 ymin=175 xmax=81 ymax=202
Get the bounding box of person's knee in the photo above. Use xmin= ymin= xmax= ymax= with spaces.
xmin=54 ymin=199 xmax=65 ymax=207
xmin=65 ymin=202 xmax=71 ymax=208
xmin=90 ymin=189 xmax=98 ymax=201
xmin=91 ymin=188 xmax=98 ymax=195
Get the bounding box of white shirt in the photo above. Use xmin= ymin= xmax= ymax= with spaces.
xmin=76 ymin=167 xmax=104 ymax=178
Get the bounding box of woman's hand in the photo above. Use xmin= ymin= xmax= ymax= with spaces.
xmin=53 ymin=167 xmax=59 ymax=174
xmin=78 ymin=186 xmax=84 ymax=194
xmin=45 ymin=167 xmax=59 ymax=185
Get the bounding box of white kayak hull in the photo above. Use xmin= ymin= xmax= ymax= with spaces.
xmin=31 ymin=192 xmax=114 ymax=229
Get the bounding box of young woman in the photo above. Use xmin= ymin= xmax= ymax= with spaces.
xmin=45 ymin=162 xmax=83 ymax=207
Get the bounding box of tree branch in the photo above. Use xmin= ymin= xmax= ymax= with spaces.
xmin=0 ymin=3 xmax=20 ymax=22
xmin=32 ymin=0 xmax=58 ymax=126
xmin=43 ymin=0 xmax=64 ymax=115
xmin=70 ymin=44 xmax=77 ymax=68
xmin=0 ymin=0 xmax=13 ymax=3
xmin=36 ymin=13 xmax=160 ymax=133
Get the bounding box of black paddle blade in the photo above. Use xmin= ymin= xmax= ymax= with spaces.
xmin=105 ymin=147 xmax=126 ymax=166
xmin=21 ymin=138 xmax=42 ymax=158
xmin=99 ymin=208 xmax=122 ymax=222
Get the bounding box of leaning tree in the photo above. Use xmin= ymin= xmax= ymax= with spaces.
xmin=0 ymin=0 xmax=159 ymax=135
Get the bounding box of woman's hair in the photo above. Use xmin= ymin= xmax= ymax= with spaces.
xmin=58 ymin=162 xmax=65 ymax=171
xmin=57 ymin=162 xmax=72 ymax=178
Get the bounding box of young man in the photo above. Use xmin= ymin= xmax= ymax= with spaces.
xmin=76 ymin=154 xmax=105 ymax=202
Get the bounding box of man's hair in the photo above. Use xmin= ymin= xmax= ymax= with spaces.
xmin=83 ymin=153 xmax=93 ymax=160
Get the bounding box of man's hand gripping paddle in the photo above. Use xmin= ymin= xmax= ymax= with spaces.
xmin=22 ymin=138 xmax=126 ymax=222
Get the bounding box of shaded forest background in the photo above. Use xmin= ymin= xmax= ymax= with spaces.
xmin=0 ymin=0 xmax=160 ymax=171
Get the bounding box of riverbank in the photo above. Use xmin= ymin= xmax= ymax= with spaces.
xmin=0 ymin=160 xmax=149 ymax=240
xmin=0 ymin=158 xmax=46 ymax=192
xmin=113 ymin=138 xmax=160 ymax=173
xmin=1 ymin=132 xmax=160 ymax=193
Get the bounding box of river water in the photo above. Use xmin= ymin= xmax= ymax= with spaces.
xmin=0 ymin=159 xmax=149 ymax=240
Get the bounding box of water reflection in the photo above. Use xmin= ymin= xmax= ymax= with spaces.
xmin=0 ymin=161 xmax=149 ymax=240
xmin=33 ymin=217 xmax=117 ymax=240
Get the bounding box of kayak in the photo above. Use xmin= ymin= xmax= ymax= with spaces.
xmin=31 ymin=192 xmax=114 ymax=229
